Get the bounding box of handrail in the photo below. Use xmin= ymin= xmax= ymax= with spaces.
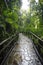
xmin=28 ymin=31 xmax=43 ymax=48
xmin=0 ymin=32 xmax=19 ymax=65
xmin=0 ymin=33 xmax=18 ymax=54
xmin=23 ymin=31 xmax=43 ymax=64
xmin=23 ymin=31 xmax=43 ymax=42
xmin=0 ymin=33 xmax=18 ymax=46
xmin=0 ymin=37 xmax=14 ymax=54
xmin=28 ymin=31 xmax=43 ymax=64
xmin=29 ymin=31 xmax=43 ymax=42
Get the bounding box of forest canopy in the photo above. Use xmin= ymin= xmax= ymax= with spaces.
xmin=0 ymin=0 xmax=43 ymax=42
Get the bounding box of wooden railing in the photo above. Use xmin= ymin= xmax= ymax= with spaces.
xmin=0 ymin=32 xmax=19 ymax=65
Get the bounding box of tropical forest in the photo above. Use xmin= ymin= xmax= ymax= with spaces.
xmin=0 ymin=0 xmax=43 ymax=65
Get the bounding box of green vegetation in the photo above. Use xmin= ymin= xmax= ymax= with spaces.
xmin=0 ymin=0 xmax=21 ymax=42
xmin=0 ymin=0 xmax=43 ymax=59
xmin=0 ymin=0 xmax=43 ymax=41
xmin=21 ymin=0 xmax=43 ymax=38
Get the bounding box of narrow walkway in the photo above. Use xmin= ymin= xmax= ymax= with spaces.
xmin=5 ymin=33 xmax=41 ymax=65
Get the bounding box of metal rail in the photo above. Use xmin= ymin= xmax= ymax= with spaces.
xmin=0 ymin=32 xmax=19 ymax=65
xmin=28 ymin=31 xmax=43 ymax=65
xmin=29 ymin=31 xmax=43 ymax=42
xmin=23 ymin=31 xmax=43 ymax=65
xmin=29 ymin=31 xmax=43 ymax=48
xmin=0 ymin=34 xmax=17 ymax=45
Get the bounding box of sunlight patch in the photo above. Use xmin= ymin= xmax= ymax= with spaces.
xmin=20 ymin=0 xmax=30 ymax=13
xmin=35 ymin=0 xmax=38 ymax=3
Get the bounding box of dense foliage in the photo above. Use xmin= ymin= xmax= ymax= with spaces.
xmin=21 ymin=0 xmax=43 ymax=39
xmin=21 ymin=0 xmax=43 ymax=59
xmin=0 ymin=0 xmax=43 ymax=41
xmin=0 ymin=0 xmax=43 ymax=61
xmin=0 ymin=0 xmax=22 ymax=42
